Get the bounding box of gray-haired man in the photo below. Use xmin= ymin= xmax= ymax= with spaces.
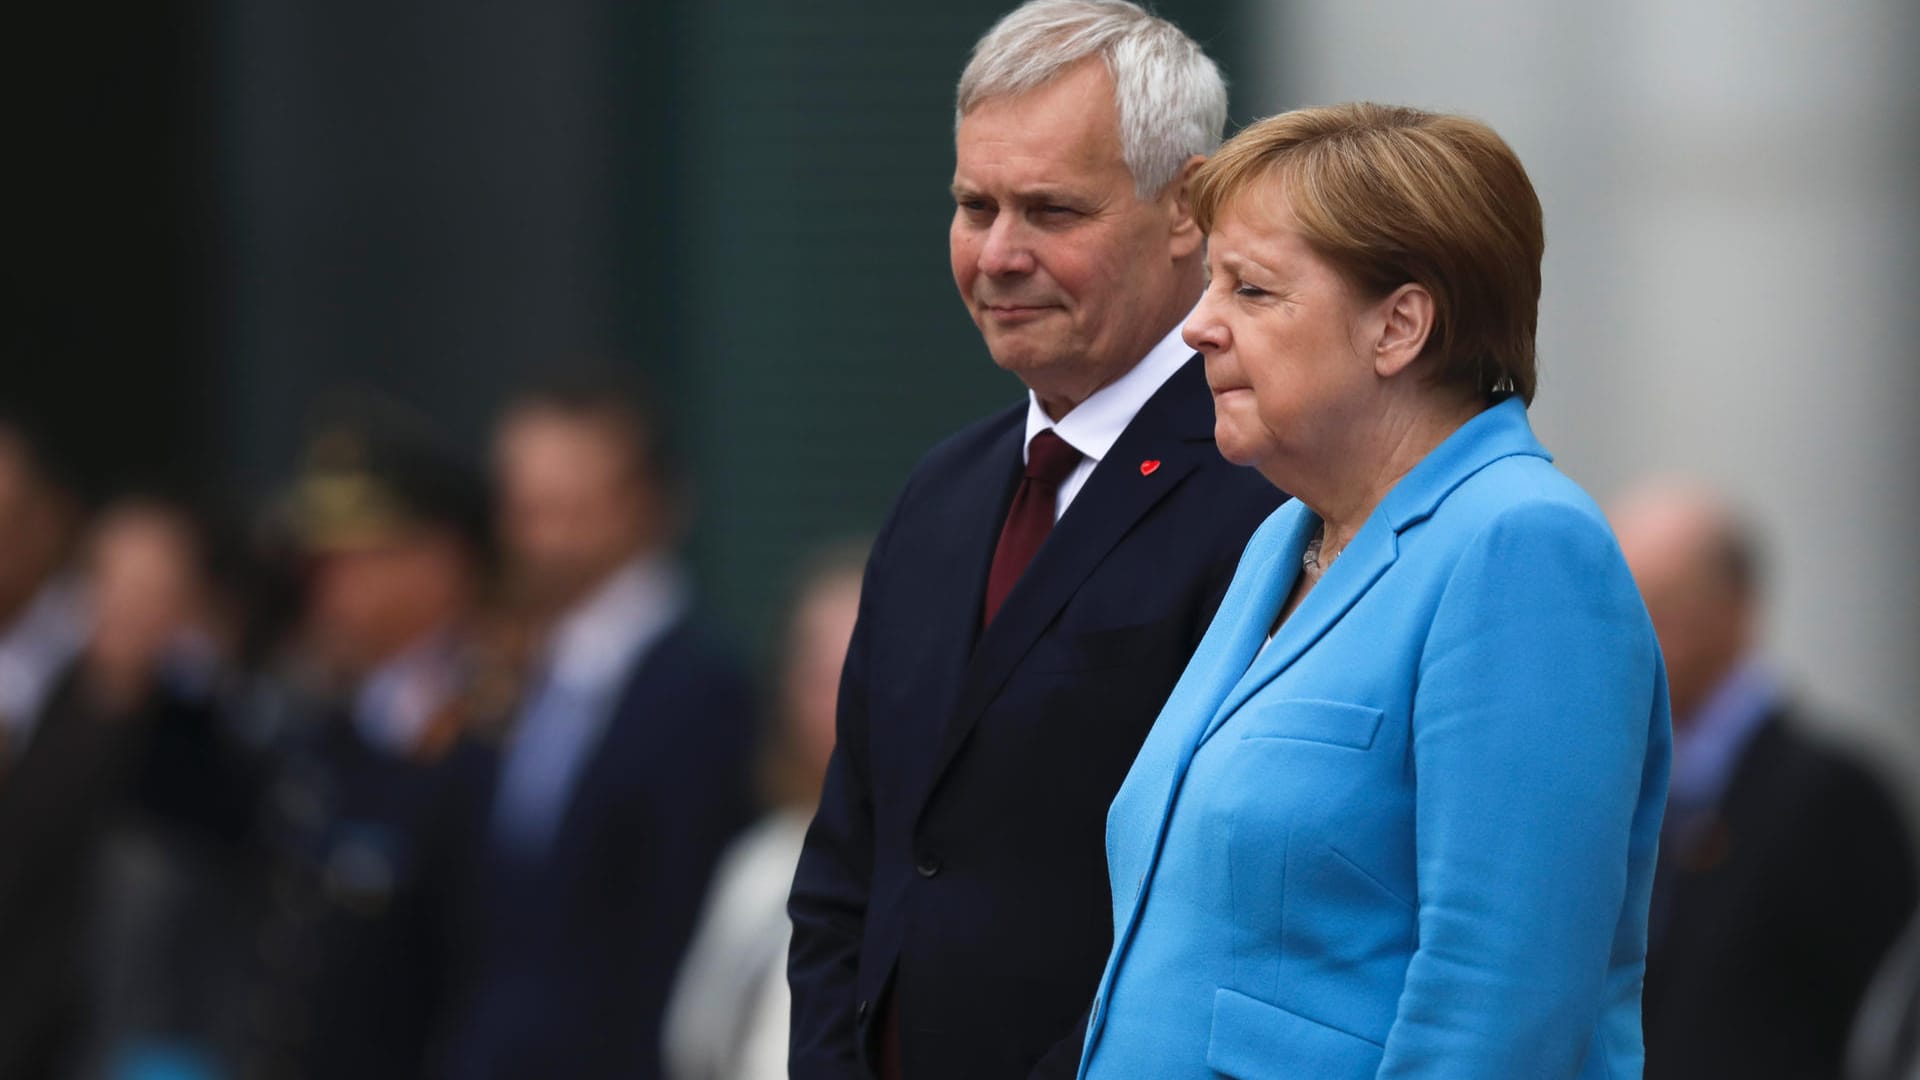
xmin=788 ymin=3 xmax=1281 ymax=1077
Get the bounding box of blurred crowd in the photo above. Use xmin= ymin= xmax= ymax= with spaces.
xmin=0 ymin=377 xmax=855 ymax=1080
xmin=2 ymin=368 xmax=1919 ymax=1080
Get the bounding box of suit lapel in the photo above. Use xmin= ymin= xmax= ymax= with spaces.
xmin=914 ymin=357 xmax=1217 ymax=821
xmin=1192 ymin=395 xmax=1549 ymax=749
xmin=895 ymin=412 xmax=1024 ymax=791
xmin=1196 ymin=513 xmax=1399 ymax=748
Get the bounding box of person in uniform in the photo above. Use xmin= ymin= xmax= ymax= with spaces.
xmin=241 ymin=407 xmax=506 ymax=1080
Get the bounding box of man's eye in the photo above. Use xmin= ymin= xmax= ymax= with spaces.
xmin=1039 ymin=205 xmax=1077 ymax=216
xmin=958 ymin=199 xmax=992 ymax=214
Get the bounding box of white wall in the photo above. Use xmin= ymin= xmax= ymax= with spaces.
xmin=1250 ymin=0 xmax=1920 ymax=806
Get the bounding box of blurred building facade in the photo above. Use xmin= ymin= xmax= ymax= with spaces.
xmin=1258 ymin=0 xmax=1920 ymax=818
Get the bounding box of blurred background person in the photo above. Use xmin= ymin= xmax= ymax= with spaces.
xmin=71 ymin=498 xmax=260 ymax=1080
xmin=442 ymin=375 xmax=757 ymax=1080
xmin=0 ymin=416 xmax=95 ymax=1077
xmin=663 ymin=539 xmax=865 ymax=1080
xmin=0 ymin=415 xmax=87 ymax=776
xmin=239 ymin=407 xmax=502 ymax=1080
xmin=0 ymin=433 xmax=259 ymax=1080
xmin=1850 ymin=914 xmax=1920 ymax=1080
xmin=1613 ymin=478 xmax=1918 ymax=1080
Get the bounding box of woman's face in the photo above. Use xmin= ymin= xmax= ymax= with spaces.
xmin=1183 ymin=192 xmax=1383 ymax=486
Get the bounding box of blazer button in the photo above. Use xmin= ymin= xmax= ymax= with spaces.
xmin=916 ymin=855 xmax=942 ymax=878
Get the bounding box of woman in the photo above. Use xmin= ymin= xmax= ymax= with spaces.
xmin=1076 ymin=104 xmax=1671 ymax=1079
xmin=661 ymin=542 xmax=866 ymax=1080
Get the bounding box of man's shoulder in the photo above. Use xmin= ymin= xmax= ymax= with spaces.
xmin=1745 ymin=711 xmax=1905 ymax=816
xmin=906 ymin=398 xmax=1027 ymax=485
xmin=618 ymin=610 xmax=754 ymax=706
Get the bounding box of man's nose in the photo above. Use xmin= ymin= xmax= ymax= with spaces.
xmin=978 ymin=214 xmax=1035 ymax=276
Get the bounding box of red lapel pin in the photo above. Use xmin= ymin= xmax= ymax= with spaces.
xmin=1139 ymin=459 xmax=1161 ymax=476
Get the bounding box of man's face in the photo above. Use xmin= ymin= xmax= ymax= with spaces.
xmin=1612 ymin=493 xmax=1752 ymax=725
xmin=0 ymin=434 xmax=69 ymax=621
xmin=950 ymin=59 xmax=1198 ymax=417
xmin=494 ymin=409 xmax=653 ymax=614
xmin=306 ymin=531 xmax=467 ymax=677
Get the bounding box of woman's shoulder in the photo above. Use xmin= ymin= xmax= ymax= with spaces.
xmin=1433 ymin=454 xmax=1614 ymax=548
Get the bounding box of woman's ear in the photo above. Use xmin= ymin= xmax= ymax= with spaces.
xmin=1372 ymin=283 xmax=1435 ymax=378
xmin=1165 ymin=155 xmax=1207 ymax=261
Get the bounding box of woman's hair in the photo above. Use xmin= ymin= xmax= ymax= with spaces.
xmin=758 ymin=538 xmax=872 ymax=811
xmin=1192 ymin=102 xmax=1545 ymax=404
xmin=957 ymin=0 xmax=1226 ymax=199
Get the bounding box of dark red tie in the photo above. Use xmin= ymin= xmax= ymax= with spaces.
xmin=982 ymin=429 xmax=1083 ymax=627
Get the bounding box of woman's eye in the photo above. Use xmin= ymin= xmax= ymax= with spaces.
xmin=1234 ymin=283 xmax=1268 ymax=299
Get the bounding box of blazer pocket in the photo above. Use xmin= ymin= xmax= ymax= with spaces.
xmin=1236 ymin=699 xmax=1384 ymax=751
xmin=1207 ymin=987 xmax=1384 ymax=1080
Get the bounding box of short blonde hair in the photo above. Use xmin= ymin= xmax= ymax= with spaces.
xmin=1192 ymin=103 xmax=1545 ymax=404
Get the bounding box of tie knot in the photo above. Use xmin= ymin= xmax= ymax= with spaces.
xmin=1024 ymin=429 xmax=1083 ymax=486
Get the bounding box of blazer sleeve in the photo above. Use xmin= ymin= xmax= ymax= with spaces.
xmin=787 ymin=502 xmax=897 ymax=1080
xmin=1377 ymin=499 xmax=1666 ymax=1078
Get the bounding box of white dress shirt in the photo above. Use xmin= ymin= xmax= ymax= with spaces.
xmin=0 ymin=577 xmax=87 ymax=757
xmin=491 ymin=555 xmax=689 ymax=856
xmin=1022 ymin=312 xmax=1197 ymax=521
xmin=352 ymin=630 xmax=463 ymax=759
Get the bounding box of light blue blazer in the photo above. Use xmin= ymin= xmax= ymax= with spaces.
xmin=1078 ymin=397 xmax=1671 ymax=1079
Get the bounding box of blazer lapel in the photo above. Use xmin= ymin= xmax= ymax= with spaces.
xmin=915 ymin=357 xmax=1218 ymax=820
xmin=1193 ymin=395 xmax=1550 ymax=748
xmin=1196 ymin=513 xmax=1399 ymax=748
xmin=897 ymin=412 xmax=1024 ymax=792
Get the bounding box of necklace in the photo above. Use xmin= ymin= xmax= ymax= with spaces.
xmin=1302 ymin=530 xmax=1342 ymax=577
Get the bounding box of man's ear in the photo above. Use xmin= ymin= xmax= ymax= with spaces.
xmin=1165 ymin=154 xmax=1207 ymax=261
xmin=1372 ymin=283 xmax=1435 ymax=379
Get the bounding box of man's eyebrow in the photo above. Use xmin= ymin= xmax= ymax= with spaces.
xmin=948 ymin=184 xmax=1087 ymax=206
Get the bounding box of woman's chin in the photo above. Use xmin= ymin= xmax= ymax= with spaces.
xmin=1211 ymin=423 xmax=1266 ymax=469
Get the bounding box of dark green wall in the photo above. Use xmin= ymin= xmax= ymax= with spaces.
xmin=206 ymin=1 xmax=1257 ymax=656
xmin=644 ymin=1 xmax=1257 ymax=649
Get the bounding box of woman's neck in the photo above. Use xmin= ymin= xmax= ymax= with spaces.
xmin=1302 ymin=392 xmax=1485 ymax=560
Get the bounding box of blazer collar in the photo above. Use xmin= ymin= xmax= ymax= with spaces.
xmin=915 ymin=355 xmax=1218 ymax=821
xmin=1379 ymin=395 xmax=1549 ymax=532
xmin=1196 ymin=395 xmax=1549 ymax=746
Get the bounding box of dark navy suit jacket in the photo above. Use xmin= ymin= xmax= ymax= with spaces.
xmin=443 ymin=617 xmax=756 ymax=1080
xmin=1644 ymin=708 xmax=1917 ymax=1080
xmin=787 ymin=355 xmax=1282 ymax=1079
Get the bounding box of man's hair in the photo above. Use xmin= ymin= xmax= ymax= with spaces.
xmin=499 ymin=368 xmax=677 ymax=493
xmin=957 ymin=0 xmax=1226 ymax=198
xmin=1192 ymin=103 xmax=1546 ymax=404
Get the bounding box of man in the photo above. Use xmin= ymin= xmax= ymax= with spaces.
xmin=243 ymin=413 xmax=500 ymax=1079
xmin=441 ymin=376 xmax=757 ymax=1079
xmin=787 ymin=4 xmax=1283 ymax=1077
xmin=0 ymin=416 xmax=94 ymax=1078
xmin=0 ymin=416 xmax=86 ymax=776
xmin=1612 ymin=479 xmax=1918 ymax=1080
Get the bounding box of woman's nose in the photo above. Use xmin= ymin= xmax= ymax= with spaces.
xmin=1183 ymin=292 xmax=1227 ymax=353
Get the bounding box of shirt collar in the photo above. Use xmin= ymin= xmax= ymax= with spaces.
xmin=545 ymin=554 xmax=689 ymax=697
xmin=1022 ymin=310 xmax=1195 ymax=463
xmin=1668 ymin=656 xmax=1779 ymax=811
xmin=0 ymin=576 xmax=88 ymax=740
xmin=352 ymin=629 xmax=461 ymax=757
